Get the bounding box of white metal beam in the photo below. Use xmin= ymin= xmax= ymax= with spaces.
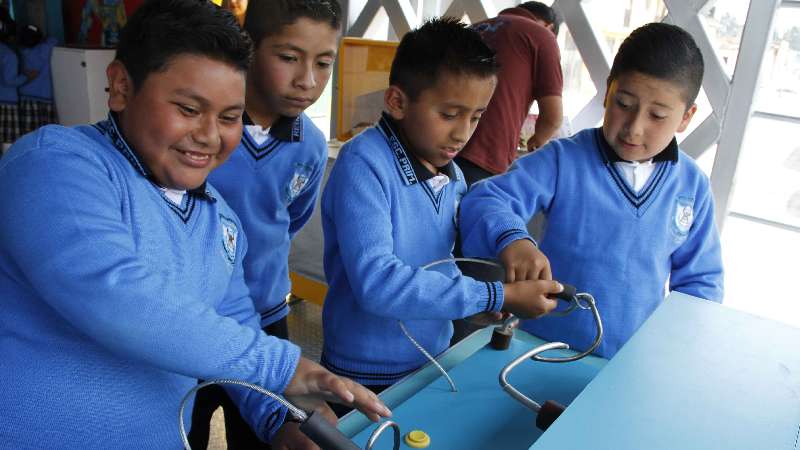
xmin=710 ymin=0 xmax=782 ymax=229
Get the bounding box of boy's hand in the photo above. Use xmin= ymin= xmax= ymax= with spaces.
xmin=500 ymin=239 xmax=552 ymax=282
xmin=272 ymin=399 xmax=338 ymax=450
xmin=501 ymin=279 xmax=562 ymax=319
xmin=283 ymin=357 xmax=391 ymax=422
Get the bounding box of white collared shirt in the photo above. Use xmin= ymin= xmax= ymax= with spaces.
xmin=614 ymin=159 xmax=656 ymax=193
xmin=427 ymin=173 xmax=451 ymax=194
xmin=160 ymin=187 xmax=186 ymax=205
xmin=245 ymin=124 xmax=271 ymax=146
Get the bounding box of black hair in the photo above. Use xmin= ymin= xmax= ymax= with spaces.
xmin=609 ymin=22 xmax=704 ymax=107
xmin=115 ymin=0 xmax=253 ymax=91
xmin=19 ymin=24 xmax=43 ymax=48
xmin=244 ymin=0 xmax=342 ymax=48
xmin=389 ymin=17 xmax=498 ymax=101
xmin=0 ymin=6 xmax=15 ymax=42
xmin=518 ymin=1 xmax=562 ymax=35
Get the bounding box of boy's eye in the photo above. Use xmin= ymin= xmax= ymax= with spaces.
xmin=440 ymin=112 xmax=457 ymax=120
xmin=651 ymin=113 xmax=667 ymax=121
xmin=317 ymin=59 xmax=333 ymax=69
xmin=178 ymin=104 xmax=199 ymax=116
xmin=220 ymin=114 xmax=242 ymax=124
xmin=615 ymin=99 xmax=631 ymax=109
xmin=279 ymin=54 xmax=298 ymax=63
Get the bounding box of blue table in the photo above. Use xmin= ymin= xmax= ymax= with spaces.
xmin=340 ymin=293 xmax=800 ymax=449
xmin=532 ymin=292 xmax=800 ymax=450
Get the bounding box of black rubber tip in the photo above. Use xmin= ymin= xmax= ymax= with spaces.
xmin=299 ymin=411 xmax=360 ymax=450
xmin=535 ymin=400 xmax=566 ymax=431
xmin=552 ymin=283 xmax=577 ymax=301
xmin=489 ymin=327 xmax=513 ymax=350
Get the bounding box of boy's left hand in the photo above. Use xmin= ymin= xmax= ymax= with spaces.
xmin=500 ymin=239 xmax=552 ymax=282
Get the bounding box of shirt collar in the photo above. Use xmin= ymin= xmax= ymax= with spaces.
xmin=377 ymin=112 xmax=458 ymax=184
xmin=243 ymin=111 xmax=304 ymax=142
xmin=595 ymin=127 xmax=678 ymax=164
xmin=96 ymin=112 xmax=215 ymax=200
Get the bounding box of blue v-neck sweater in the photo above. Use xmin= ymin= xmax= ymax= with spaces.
xmin=209 ymin=113 xmax=328 ymax=327
xmin=320 ymin=115 xmax=504 ymax=385
xmin=0 ymin=116 xmax=300 ymax=449
xmin=460 ymin=128 xmax=723 ymax=358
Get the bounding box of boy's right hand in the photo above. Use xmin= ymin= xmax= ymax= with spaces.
xmin=283 ymin=357 xmax=391 ymax=422
xmin=501 ymin=279 xmax=562 ymax=319
xmin=500 ymin=239 xmax=552 ymax=282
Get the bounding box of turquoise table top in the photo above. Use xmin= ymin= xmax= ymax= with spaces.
xmin=339 ymin=325 xmax=607 ymax=449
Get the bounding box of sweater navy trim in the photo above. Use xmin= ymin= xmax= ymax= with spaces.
xmin=259 ymin=301 xmax=289 ymax=321
xmin=240 ymin=112 xmax=303 ymax=161
xmin=243 ymin=111 xmax=304 ymax=142
xmin=93 ymin=114 xmax=214 ymax=225
xmin=485 ymin=281 xmax=497 ymax=312
xmin=263 ymin=408 xmax=282 ymax=434
xmin=496 ymin=228 xmax=525 ymax=247
xmin=594 ymin=128 xmax=672 ymax=211
xmin=320 ymin=354 xmax=418 ymax=381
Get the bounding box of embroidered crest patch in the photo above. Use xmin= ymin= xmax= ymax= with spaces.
xmin=286 ymin=164 xmax=312 ymax=203
xmin=671 ymin=197 xmax=694 ymax=241
xmin=219 ymin=214 xmax=238 ymax=265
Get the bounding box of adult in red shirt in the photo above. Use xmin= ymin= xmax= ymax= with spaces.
xmin=456 ymin=2 xmax=563 ymax=185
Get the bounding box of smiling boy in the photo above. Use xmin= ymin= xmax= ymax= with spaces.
xmin=195 ymin=1 xmax=342 ymax=448
xmin=0 ymin=2 xmax=388 ymax=448
xmin=460 ymin=23 xmax=724 ymax=359
xmin=320 ymin=18 xmax=565 ymax=408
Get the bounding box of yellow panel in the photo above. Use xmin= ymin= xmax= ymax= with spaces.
xmin=336 ymin=37 xmax=399 ymax=142
xmin=289 ymin=272 xmax=328 ymax=306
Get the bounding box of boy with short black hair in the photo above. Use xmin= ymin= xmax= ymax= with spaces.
xmin=194 ymin=1 xmax=342 ymax=448
xmin=460 ymin=22 xmax=724 ymax=359
xmin=0 ymin=1 xmax=388 ymax=448
xmin=320 ymin=17 xmax=564 ymax=402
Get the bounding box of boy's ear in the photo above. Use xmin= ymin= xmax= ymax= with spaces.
xmin=677 ymin=103 xmax=698 ymax=133
xmin=384 ymin=85 xmax=409 ymax=121
xmin=106 ymin=60 xmax=133 ymax=113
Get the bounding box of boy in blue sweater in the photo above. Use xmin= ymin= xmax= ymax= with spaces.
xmin=321 ymin=18 xmax=565 ymax=407
xmin=460 ymin=23 xmax=724 ymax=359
xmin=0 ymin=2 xmax=388 ymax=449
xmin=0 ymin=17 xmax=37 ymax=150
xmin=195 ymin=1 xmax=342 ymax=448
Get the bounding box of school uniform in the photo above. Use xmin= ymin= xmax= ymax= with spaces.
xmin=19 ymin=37 xmax=58 ymax=135
xmin=320 ymin=113 xmax=504 ymax=386
xmin=0 ymin=114 xmax=299 ymax=449
xmin=0 ymin=42 xmax=27 ymax=143
xmin=209 ymin=112 xmax=328 ymax=330
xmin=460 ymin=127 xmax=724 ymax=358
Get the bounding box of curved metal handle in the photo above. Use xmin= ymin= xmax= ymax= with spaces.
xmin=498 ymin=341 xmax=570 ymax=412
xmin=533 ymin=293 xmax=603 ymax=363
xmin=365 ymin=420 xmax=401 ymax=450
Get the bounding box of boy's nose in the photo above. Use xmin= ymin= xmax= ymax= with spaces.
xmin=193 ymin=115 xmax=221 ymax=147
xmin=295 ymin=65 xmax=317 ymax=90
xmin=626 ymin=112 xmax=646 ymax=138
xmin=451 ymin=118 xmax=472 ymax=143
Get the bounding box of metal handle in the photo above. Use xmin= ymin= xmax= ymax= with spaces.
xmin=498 ymin=341 xmax=569 ymax=413
xmin=534 ymin=292 xmax=603 ymax=363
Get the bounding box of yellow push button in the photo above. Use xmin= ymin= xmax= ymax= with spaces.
xmin=404 ymin=430 xmax=430 ymax=448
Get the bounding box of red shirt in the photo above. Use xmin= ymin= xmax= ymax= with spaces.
xmin=459 ymin=7 xmax=563 ymax=175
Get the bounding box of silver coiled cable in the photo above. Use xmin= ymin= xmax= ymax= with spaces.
xmin=399 ymin=257 xmax=505 ymax=393
xmin=178 ymin=379 xmax=307 ymax=450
